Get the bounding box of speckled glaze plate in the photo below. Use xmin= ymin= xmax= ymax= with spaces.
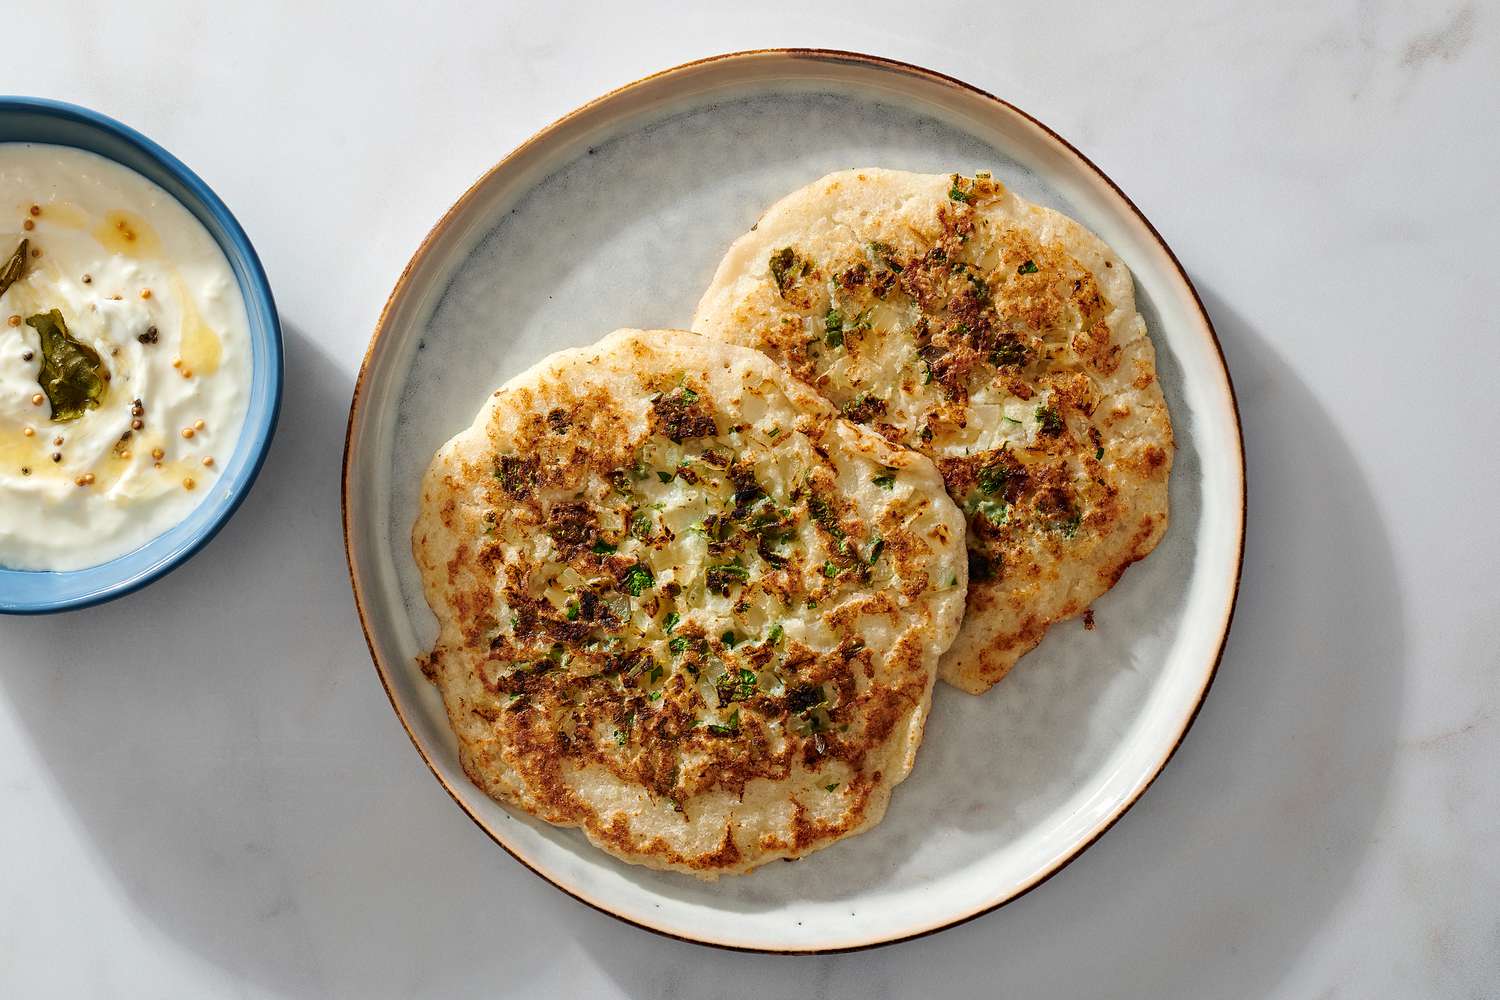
xmin=343 ymin=50 xmax=1245 ymax=953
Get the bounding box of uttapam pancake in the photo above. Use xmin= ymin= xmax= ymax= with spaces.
xmin=693 ymin=169 xmax=1173 ymax=694
xmin=413 ymin=328 xmax=967 ymax=877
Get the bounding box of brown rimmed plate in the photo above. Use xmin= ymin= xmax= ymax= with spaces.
xmin=342 ymin=49 xmax=1245 ymax=953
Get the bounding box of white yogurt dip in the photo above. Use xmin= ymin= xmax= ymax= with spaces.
xmin=0 ymin=143 xmax=252 ymax=570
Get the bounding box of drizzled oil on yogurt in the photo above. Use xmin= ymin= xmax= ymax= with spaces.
xmin=0 ymin=144 xmax=252 ymax=570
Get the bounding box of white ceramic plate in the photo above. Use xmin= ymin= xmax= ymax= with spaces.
xmin=343 ymin=50 xmax=1245 ymax=953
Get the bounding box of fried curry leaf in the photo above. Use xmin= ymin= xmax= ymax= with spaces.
xmin=869 ymin=240 xmax=904 ymax=272
xmin=769 ymin=247 xmax=796 ymax=293
xmin=0 ymin=239 xmax=28 ymax=299
xmin=705 ymin=557 xmax=750 ymax=596
xmin=27 ymin=309 xmax=107 ymax=422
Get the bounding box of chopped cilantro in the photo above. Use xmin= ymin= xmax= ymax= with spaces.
xmin=720 ymin=630 xmax=738 ymax=649
xmin=669 ymin=636 xmax=688 ymax=656
xmin=656 ymin=470 xmax=673 ymax=484
xmin=974 ymin=498 xmax=1007 ymax=524
xmin=824 ymin=782 xmax=840 ymax=792
xmin=872 ymin=471 xmax=897 ymax=489
xmin=822 ymin=561 xmax=840 ymax=579
xmin=1017 ymin=259 xmax=1039 ymax=275
xmin=663 ymin=611 xmax=680 ymax=634
xmin=648 ymin=665 xmax=663 ymax=685
xmin=564 ymin=601 xmax=579 ymax=622
xmin=948 ymin=183 xmax=971 ymax=203
xmin=630 ymin=512 xmax=653 ymax=539
xmin=1035 ymin=405 xmax=1064 ymax=436
xmin=1095 ymin=446 xmax=1105 ymax=461
xmin=621 ymin=563 xmax=655 ymax=597
xmin=591 ymin=540 xmax=617 ymax=555
xmin=977 ymin=462 xmax=1011 ymax=496
xmin=707 ymin=708 xmax=741 ymax=736
xmin=867 ymin=537 xmax=884 ymax=564
xmin=766 ymin=623 xmax=784 ymax=645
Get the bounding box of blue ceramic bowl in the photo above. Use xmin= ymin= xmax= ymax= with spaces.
xmin=0 ymin=98 xmax=282 ymax=613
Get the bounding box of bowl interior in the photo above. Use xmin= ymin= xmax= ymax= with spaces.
xmin=0 ymin=98 xmax=282 ymax=613
xmin=345 ymin=53 xmax=1243 ymax=951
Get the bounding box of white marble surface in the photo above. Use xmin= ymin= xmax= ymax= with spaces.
xmin=1 ymin=2 xmax=1495 ymax=996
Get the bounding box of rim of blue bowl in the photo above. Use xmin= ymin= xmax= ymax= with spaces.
xmin=0 ymin=97 xmax=282 ymax=614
